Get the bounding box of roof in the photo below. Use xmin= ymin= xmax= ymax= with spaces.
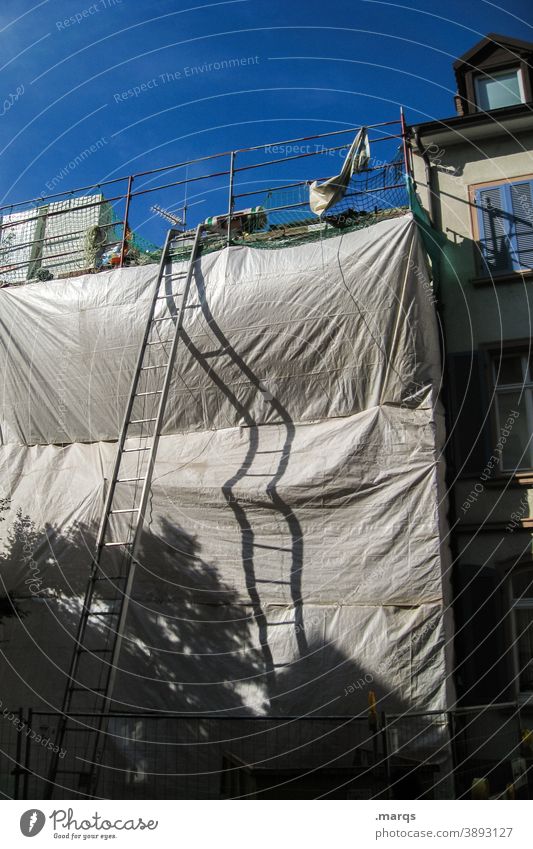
xmin=453 ymin=33 xmax=533 ymax=70
xmin=410 ymin=102 xmax=533 ymax=145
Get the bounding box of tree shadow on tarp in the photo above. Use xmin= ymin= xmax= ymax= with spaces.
xmin=0 ymin=508 xmax=266 ymax=795
xmin=0 ymin=511 xmax=266 ymax=715
xmin=0 ymin=508 xmax=448 ymax=799
xmin=99 ymin=640 xmax=426 ymax=800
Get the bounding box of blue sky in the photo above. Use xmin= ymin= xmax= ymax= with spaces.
xmin=0 ymin=0 xmax=531 ymax=240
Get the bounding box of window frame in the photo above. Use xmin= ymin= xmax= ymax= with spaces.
xmin=470 ymin=174 xmax=533 ymax=279
xmin=491 ymin=349 xmax=533 ymax=472
xmin=474 ymin=65 xmax=526 ymax=111
xmin=508 ymin=566 xmax=533 ymax=698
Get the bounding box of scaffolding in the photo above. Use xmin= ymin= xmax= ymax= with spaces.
xmin=0 ymin=112 xmax=411 ymax=285
xmin=0 ymin=109 xmax=454 ymax=804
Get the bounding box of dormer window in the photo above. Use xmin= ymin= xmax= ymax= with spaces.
xmin=453 ymin=34 xmax=533 ymax=116
xmin=474 ymin=66 xmax=525 ymax=111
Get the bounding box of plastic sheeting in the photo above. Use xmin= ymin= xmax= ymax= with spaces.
xmin=309 ymin=127 xmax=370 ymax=215
xmin=0 ymin=214 xmax=453 ymax=724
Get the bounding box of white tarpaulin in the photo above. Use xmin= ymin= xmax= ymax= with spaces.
xmin=309 ymin=127 xmax=370 ymax=215
xmin=0 ymin=214 xmax=453 ymax=793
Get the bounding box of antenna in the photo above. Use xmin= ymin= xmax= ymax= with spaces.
xmin=150 ymin=204 xmax=185 ymax=227
xmin=182 ymin=163 xmax=188 ymax=229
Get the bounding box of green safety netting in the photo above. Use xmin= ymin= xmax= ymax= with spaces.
xmin=406 ymin=174 xmax=447 ymax=291
xmin=167 ymin=151 xmax=410 ymax=261
xmin=1 ymin=153 xmax=413 ymax=282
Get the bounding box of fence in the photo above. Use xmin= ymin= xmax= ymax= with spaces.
xmin=25 ymin=713 xmax=391 ymax=800
xmin=1 ymin=702 xmax=531 ymax=799
xmin=385 ymin=702 xmax=533 ymax=800
xmin=0 ymin=706 xmax=24 ymax=799
xmin=0 ymin=113 xmax=411 ymax=285
xmin=450 ymin=703 xmax=531 ymax=799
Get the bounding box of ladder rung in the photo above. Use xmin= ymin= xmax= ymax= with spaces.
xmin=103 ymin=541 xmax=133 ymax=547
xmin=255 ymin=579 xmax=291 ymax=585
xmin=76 ymin=647 xmax=113 ymax=654
xmin=266 ymin=621 xmax=296 ymax=626
xmin=146 ymin=340 xmax=171 ymax=346
xmin=152 ymin=316 xmax=175 ymax=323
xmin=116 ymin=477 xmax=146 ymax=483
xmin=93 ymin=576 xmax=126 ymax=582
xmin=183 ymin=303 xmax=201 ymax=310
xmin=203 ymin=349 xmax=227 ymax=358
xmin=253 ymin=543 xmax=292 ymax=552
xmin=123 ymin=446 xmax=151 ymax=453
xmin=87 ymin=607 xmax=120 ymax=614
xmin=136 ymin=390 xmax=162 ymax=396
xmin=156 ymin=292 xmax=182 ymax=299
xmin=163 ymin=272 xmax=187 ymax=279
xmin=139 ymin=365 xmax=167 ymax=372
xmin=128 ymin=416 xmax=157 ymax=421
xmin=109 ymin=508 xmax=140 ymax=514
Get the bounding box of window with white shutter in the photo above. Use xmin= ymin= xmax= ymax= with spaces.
xmin=475 ymin=177 xmax=533 ymax=275
xmin=510 ymin=182 xmax=533 ymax=271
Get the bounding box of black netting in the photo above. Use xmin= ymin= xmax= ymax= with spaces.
xmin=229 ymin=151 xmax=408 ymax=250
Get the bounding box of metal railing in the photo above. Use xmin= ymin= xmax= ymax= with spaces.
xmin=0 ymin=706 xmax=24 ymax=799
xmin=21 ymin=712 xmax=384 ymax=800
xmin=3 ymin=700 xmax=531 ymax=800
xmin=0 ymin=112 xmax=411 ymax=286
xmin=385 ymin=702 xmax=533 ymax=800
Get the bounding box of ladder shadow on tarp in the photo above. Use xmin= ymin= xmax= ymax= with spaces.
xmin=177 ymin=260 xmax=308 ymax=692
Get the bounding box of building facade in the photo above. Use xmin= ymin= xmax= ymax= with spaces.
xmin=412 ymin=33 xmax=533 ymax=708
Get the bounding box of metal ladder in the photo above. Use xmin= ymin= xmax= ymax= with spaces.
xmin=46 ymin=224 xmax=203 ymax=797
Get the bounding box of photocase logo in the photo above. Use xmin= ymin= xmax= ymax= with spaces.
xmin=20 ymin=810 xmax=46 ymax=837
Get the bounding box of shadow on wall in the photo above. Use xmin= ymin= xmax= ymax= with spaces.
xmin=0 ymin=246 xmax=430 ymax=796
xmin=0 ymin=508 xmax=421 ymax=800
xmin=435 ymin=186 xmax=533 ymax=293
xmin=94 ymin=639 xmax=418 ymax=801
xmin=0 ymin=511 xmax=264 ymax=715
xmin=0 ymin=508 xmax=405 ymax=715
xmin=178 ymin=263 xmax=308 ymax=684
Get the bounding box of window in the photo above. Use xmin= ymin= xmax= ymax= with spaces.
xmin=475 ymin=67 xmax=525 ymax=111
xmin=510 ymin=568 xmax=533 ymax=694
xmin=492 ymin=351 xmax=533 ymax=471
xmin=475 ymin=177 xmax=533 ymax=275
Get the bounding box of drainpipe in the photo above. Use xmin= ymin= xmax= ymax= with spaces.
xmin=414 ymin=128 xmax=436 ymax=227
